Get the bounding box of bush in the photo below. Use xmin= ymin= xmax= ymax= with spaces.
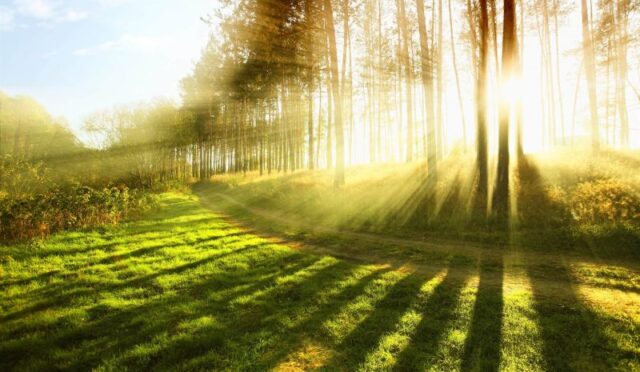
xmin=0 ymin=156 xmax=52 ymax=197
xmin=570 ymin=179 xmax=640 ymax=226
xmin=518 ymin=182 xmax=572 ymax=227
xmin=0 ymin=185 xmax=156 ymax=242
xmin=151 ymin=179 xmax=190 ymax=193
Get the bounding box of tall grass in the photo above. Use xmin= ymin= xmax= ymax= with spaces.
xmin=202 ymin=150 xmax=640 ymax=258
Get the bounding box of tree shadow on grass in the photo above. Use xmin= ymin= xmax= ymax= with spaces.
xmin=0 ymin=269 xmax=62 ymax=289
xmin=391 ymin=268 xmax=471 ymax=371
xmin=0 ymin=241 xmax=266 ymax=323
xmin=460 ymin=257 xmax=504 ymax=372
xmin=517 ymin=155 xmax=571 ymax=231
xmin=4 ymin=227 xmax=265 ymax=298
xmin=256 ymin=267 xmax=390 ymax=370
xmin=63 ymin=259 xmax=356 ymax=370
xmin=322 ymin=272 xmax=431 ymax=370
xmin=517 ymin=157 xmax=637 ymax=370
xmin=0 ymin=247 xmax=322 ymax=370
xmin=527 ymin=263 xmax=637 ymax=371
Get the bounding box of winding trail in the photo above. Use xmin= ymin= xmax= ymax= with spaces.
xmin=199 ymin=190 xmax=636 ymax=269
xmin=195 ymin=188 xmax=640 ymax=317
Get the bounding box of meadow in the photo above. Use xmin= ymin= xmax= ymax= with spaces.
xmin=3 ymin=0 xmax=640 ymax=368
xmin=200 ymin=150 xmax=640 ymax=258
xmin=1 ymin=191 xmax=638 ymax=371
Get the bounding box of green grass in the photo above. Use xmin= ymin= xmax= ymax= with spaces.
xmin=1 ymin=193 xmax=639 ymax=371
xmin=200 ymin=151 xmax=640 ymax=259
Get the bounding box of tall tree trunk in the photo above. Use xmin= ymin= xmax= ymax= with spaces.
xmin=365 ymin=0 xmax=375 ymax=162
xmin=397 ymin=0 xmax=414 ymax=162
xmin=542 ymin=0 xmax=557 ymax=145
xmin=617 ymin=0 xmax=629 ymax=148
xmin=493 ymin=0 xmax=518 ymax=222
xmin=316 ymin=75 xmax=324 ymax=165
xmin=516 ymin=0 xmax=524 ymax=156
xmin=581 ymin=0 xmax=599 ymax=152
xmin=324 ymin=0 xmax=345 ymax=186
xmin=417 ymin=0 xmax=437 ymax=180
xmin=477 ymin=0 xmax=489 ymax=215
xmin=306 ymin=0 xmax=316 ymax=169
xmin=436 ymin=0 xmax=444 ymax=159
xmin=341 ymin=0 xmax=352 ymax=164
xmin=377 ymin=0 xmax=383 ymax=161
xmin=326 ymin=28 xmax=334 ymax=169
xmin=449 ymin=0 xmax=467 ymax=150
xmin=489 ymin=0 xmax=499 ymax=72
xmin=348 ymin=28 xmax=354 ymax=165
xmin=552 ymin=0 xmax=565 ymax=143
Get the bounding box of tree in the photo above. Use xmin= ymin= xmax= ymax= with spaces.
xmin=581 ymin=0 xmax=599 ymax=152
xmin=616 ymin=0 xmax=629 ymax=147
xmin=477 ymin=0 xmax=490 ymax=215
xmin=323 ymin=0 xmax=345 ymax=186
xmin=396 ymin=0 xmax=414 ymax=162
xmin=416 ymin=0 xmax=437 ymax=181
xmin=449 ymin=0 xmax=467 ymax=150
xmin=493 ymin=0 xmax=519 ymax=222
xmin=306 ymin=0 xmax=316 ymax=169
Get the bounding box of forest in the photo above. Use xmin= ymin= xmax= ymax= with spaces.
xmin=1 ymin=0 xmax=639 ymax=370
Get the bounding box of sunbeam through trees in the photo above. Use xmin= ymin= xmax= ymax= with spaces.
xmin=1 ymin=0 xmax=639 ymax=370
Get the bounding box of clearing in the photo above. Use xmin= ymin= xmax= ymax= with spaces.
xmin=1 ymin=191 xmax=639 ymax=371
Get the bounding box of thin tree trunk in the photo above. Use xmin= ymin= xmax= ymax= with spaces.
xmin=581 ymin=0 xmax=599 ymax=152
xmin=617 ymin=0 xmax=629 ymax=147
xmin=552 ymin=0 xmax=565 ymax=144
xmin=397 ymin=0 xmax=414 ymax=162
xmin=477 ymin=0 xmax=489 ymax=216
xmin=448 ymin=0 xmax=467 ymax=150
xmin=417 ymin=0 xmax=437 ymax=180
xmin=306 ymin=0 xmax=315 ymax=169
xmin=324 ymin=0 xmax=345 ymax=186
xmin=516 ymin=0 xmax=524 ymax=156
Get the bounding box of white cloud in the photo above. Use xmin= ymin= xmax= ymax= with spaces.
xmin=0 ymin=6 xmax=15 ymax=30
xmin=14 ymin=0 xmax=55 ymax=19
xmin=74 ymin=34 xmax=164 ymax=56
xmin=56 ymin=9 xmax=87 ymax=23
xmin=97 ymin=0 xmax=132 ymax=6
xmin=7 ymin=0 xmax=87 ymax=27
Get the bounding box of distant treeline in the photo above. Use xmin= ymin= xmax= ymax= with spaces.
xmin=0 ymin=94 xmax=162 ymax=241
xmin=2 ymin=0 xmax=639 ymax=227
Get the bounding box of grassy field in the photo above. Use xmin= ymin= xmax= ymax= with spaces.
xmin=201 ymin=151 xmax=640 ymax=259
xmin=1 ymin=192 xmax=638 ymax=371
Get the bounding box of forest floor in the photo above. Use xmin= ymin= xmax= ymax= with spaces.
xmin=1 ymin=191 xmax=639 ymax=371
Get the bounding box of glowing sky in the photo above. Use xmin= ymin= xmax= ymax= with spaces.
xmin=1 ymin=0 xmax=638 ymax=151
xmin=0 ymin=0 xmax=213 ymax=141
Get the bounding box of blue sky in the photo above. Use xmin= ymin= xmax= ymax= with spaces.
xmin=0 ymin=0 xmax=214 ymax=141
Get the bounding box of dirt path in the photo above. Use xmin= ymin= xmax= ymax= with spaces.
xmin=196 ymin=190 xmax=640 ymax=319
xmin=201 ymin=191 xmax=636 ymax=269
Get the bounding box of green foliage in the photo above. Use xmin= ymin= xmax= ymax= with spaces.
xmin=570 ymin=179 xmax=640 ymax=226
xmin=200 ymin=152 xmax=640 ymax=257
xmin=0 ymin=92 xmax=81 ymax=160
xmin=0 ymin=93 xmax=190 ymax=242
xmin=0 ymin=156 xmax=52 ymax=198
xmin=0 ymin=185 xmax=155 ymax=242
xmin=0 ymin=194 xmax=636 ymax=371
xmin=83 ymin=100 xmax=196 ymax=187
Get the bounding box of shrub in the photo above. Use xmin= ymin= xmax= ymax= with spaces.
xmin=570 ymin=179 xmax=640 ymax=226
xmin=0 ymin=156 xmax=52 ymax=197
xmin=151 ymin=179 xmax=190 ymax=193
xmin=0 ymin=185 xmax=156 ymax=242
